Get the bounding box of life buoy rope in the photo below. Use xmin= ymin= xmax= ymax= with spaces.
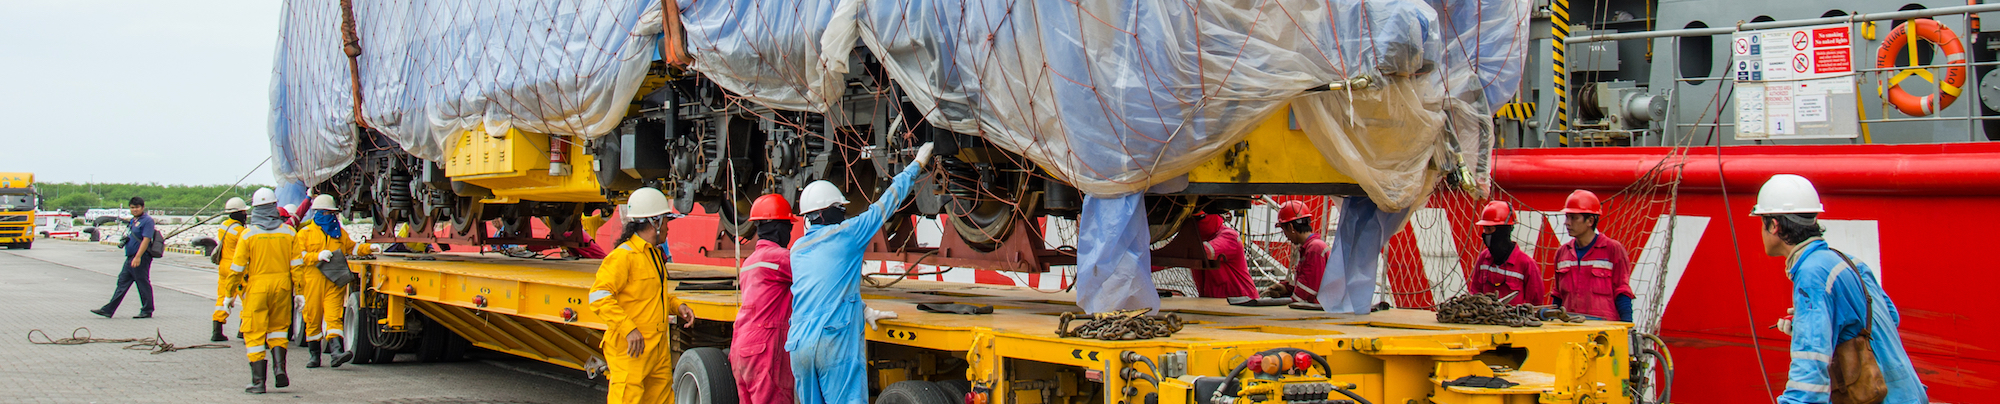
xmin=1876 ymin=18 xmax=1968 ymax=117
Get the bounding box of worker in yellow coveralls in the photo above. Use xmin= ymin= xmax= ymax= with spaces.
xmin=588 ymin=187 xmax=680 ymax=404
xmin=234 ymin=188 xmax=297 ymax=394
xmin=211 ymin=197 xmax=250 ymax=342
xmin=294 ymin=194 xmax=356 ymax=368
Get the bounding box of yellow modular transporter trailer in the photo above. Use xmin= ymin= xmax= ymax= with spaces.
xmin=344 ymin=254 xmax=1634 ymax=404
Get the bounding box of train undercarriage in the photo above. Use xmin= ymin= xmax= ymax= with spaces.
xmin=326 ymin=51 xmax=1334 ymax=272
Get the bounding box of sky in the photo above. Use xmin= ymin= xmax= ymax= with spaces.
xmin=0 ymin=1 xmax=282 ymax=186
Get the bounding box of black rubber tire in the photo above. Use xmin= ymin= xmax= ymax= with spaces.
xmin=936 ymin=379 xmax=971 ymax=403
xmin=416 ymin=316 xmax=467 ymax=363
xmin=878 ymin=380 xmax=959 ymax=404
xmin=16 ymin=242 xmax=28 ymax=250
xmin=345 ymin=292 xmax=378 ymax=365
xmin=671 ymin=347 xmax=737 ymax=404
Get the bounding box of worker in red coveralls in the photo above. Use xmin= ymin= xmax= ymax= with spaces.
xmin=731 ymin=194 xmax=799 ymax=404
xmin=1551 ymin=190 xmax=1634 ymax=321
xmin=1191 ymin=210 xmax=1257 ymax=299
xmin=1470 ymin=201 xmax=1545 ymax=305
xmin=1274 ymin=201 xmax=1327 ymax=304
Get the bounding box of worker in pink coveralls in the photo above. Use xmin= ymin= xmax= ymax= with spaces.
xmin=1469 ymin=201 xmax=1545 ymax=305
xmin=731 ymin=194 xmax=800 ymax=404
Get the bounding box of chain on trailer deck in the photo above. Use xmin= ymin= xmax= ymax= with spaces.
xmin=1434 ymin=292 xmax=1588 ymax=327
xmin=1054 ymin=308 xmax=1185 ymax=340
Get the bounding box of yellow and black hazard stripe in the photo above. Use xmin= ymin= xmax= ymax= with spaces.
xmin=1494 ymin=102 xmax=1537 ymax=122
xmin=1550 ymin=0 xmax=1570 ymax=146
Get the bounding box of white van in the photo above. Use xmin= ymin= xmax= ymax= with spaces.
xmin=36 ymin=211 xmax=77 ymax=238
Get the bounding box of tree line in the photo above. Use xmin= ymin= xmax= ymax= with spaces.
xmin=38 ymin=182 xmax=268 ymax=216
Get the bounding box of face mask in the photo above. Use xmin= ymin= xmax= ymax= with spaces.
xmin=230 ymin=211 xmax=248 ymax=223
xmin=1484 ymin=225 xmax=1515 ymax=261
xmin=756 ymin=220 xmax=794 ymax=248
xmin=808 ymin=207 xmax=845 ymax=226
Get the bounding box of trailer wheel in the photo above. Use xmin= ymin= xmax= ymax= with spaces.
xmin=672 ymin=347 xmax=737 ymax=404
xmin=418 ymin=320 xmax=467 ymax=362
xmin=935 ymin=379 xmax=971 ymax=403
xmin=878 ymin=380 xmax=958 ymax=404
xmin=345 ymin=291 xmax=379 ymax=365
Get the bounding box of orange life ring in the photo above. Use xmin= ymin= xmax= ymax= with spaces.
xmin=1876 ymin=19 xmax=1968 ymax=117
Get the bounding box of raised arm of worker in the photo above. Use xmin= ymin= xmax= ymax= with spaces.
xmin=829 ymin=143 xmax=933 ymax=247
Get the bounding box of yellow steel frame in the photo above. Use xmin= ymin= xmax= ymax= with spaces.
xmin=358 ymin=254 xmax=1632 ymax=404
xmin=443 ymin=128 xmax=604 ymax=204
xmin=1185 ymin=103 xmax=1356 ymax=186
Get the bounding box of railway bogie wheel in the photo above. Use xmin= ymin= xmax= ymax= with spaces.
xmin=672 ymin=347 xmax=737 ymax=404
xmin=876 ymin=380 xmax=959 ymax=404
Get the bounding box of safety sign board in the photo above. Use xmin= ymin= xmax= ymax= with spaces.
xmin=1733 ymin=24 xmax=1853 ymax=82
xmin=1733 ymin=24 xmax=1859 ymax=140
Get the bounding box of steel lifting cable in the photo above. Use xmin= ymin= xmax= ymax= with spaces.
xmin=28 ymin=328 xmax=228 ymax=354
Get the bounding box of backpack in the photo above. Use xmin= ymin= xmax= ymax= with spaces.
xmin=1827 ymin=250 xmax=1886 ymax=404
xmin=146 ymin=228 xmax=165 ymax=258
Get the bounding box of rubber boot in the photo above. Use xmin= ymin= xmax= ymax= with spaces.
xmin=305 ymin=341 xmax=323 ymax=368
xmin=272 ymin=347 xmax=290 ymax=388
xmin=245 ymin=360 xmax=267 ymax=394
xmin=211 ymin=321 xmax=229 ymax=342
xmin=328 ymin=336 xmax=354 ymax=368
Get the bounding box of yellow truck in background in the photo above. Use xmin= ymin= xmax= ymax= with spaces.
xmin=0 ymin=172 xmax=38 ymax=249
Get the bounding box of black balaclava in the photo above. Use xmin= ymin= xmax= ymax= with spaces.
xmin=229 ymin=211 xmax=248 ymax=223
xmin=807 ymin=207 xmax=844 ymax=226
xmin=755 ymin=220 xmax=794 ymax=248
xmin=1485 ymin=224 xmax=1516 ymax=262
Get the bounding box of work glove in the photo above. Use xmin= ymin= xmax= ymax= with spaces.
xmin=912 ymin=142 xmax=935 ymax=166
xmin=864 ymin=307 xmax=898 ymax=330
xmin=295 ymin=295 xmax=307 ymax=309
xmin=1773 ymin=308 xmax=1795 ymax=336
xmin=318 ymin=250 xmax=334 ymax=262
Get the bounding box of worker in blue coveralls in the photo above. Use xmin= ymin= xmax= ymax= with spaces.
xmin=1755 ymin=174 xmax=1925 ymax=403
xmin=786 ymin=142 xmax=934 ymax=404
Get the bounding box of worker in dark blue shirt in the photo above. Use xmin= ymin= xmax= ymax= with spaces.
xmin=93 ymin=197 xmax=158 ymax=319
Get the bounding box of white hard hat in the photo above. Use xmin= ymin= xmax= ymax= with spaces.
xmin=251 ymin=188 xmax=279 ymax=206
xmin=1751 ymin=174 xmax=1825 ymax=216
xmin=312 ymin=194 xmax=339 ymax=211
xmin=224 ymin=197 xmax=249 ymax=213
xmin=798 ymin=180 xmax=848 ymax=215
xmin=625 ymin=187 xmax=674 ymax=219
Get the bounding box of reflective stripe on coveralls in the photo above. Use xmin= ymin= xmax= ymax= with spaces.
xmin=233 ymin=225 xmax=299 ymax=362
xmin=214 ymin=220 xmax=246 ymax=323
xmin=787 ymin=162 xmax=921 ymax=404
xmin=590 ymin=236 xmax=672 ymax=404
xmin=1289 ymin=235 xmax=1328 ymax=304
xmin=733 ymin=240 xmax=795 ymax=404
xmin=1553 ymin=235 xmax=1631 ymax=320
xmin=1470 ymin=248 xmax=1545 ymax=305
xmin=1778 ymin=239 xmax=1929 ymax=403
xmin=293 ymin=221 xmax=353 ymax=342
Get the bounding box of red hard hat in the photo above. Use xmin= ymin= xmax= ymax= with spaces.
xmin=748 ymin=194 xmax=799 ymax=222
xmin=1562 ymin=190 xmax=1603 ymax=215
xmin=1476 ymin=200 xmax=1515 ymax=226
xmin=1274 ymin=201 xmax=1312 ymax=228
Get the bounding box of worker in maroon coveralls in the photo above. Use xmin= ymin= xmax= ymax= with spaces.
xmin=1190 ymin=211 xmax=1257 ymax=299
xmin=1274 ymin=201 xmax=1328 ymax=304
xmin=1469 ymin=201 xmax=1545 ymax=305
xmin=731 ymin=194 xmax=800 ymax=404
xmin=1552 ymin=190 xmax=1634 ymax=321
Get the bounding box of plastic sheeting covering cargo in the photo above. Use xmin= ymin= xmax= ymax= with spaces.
xmin=268 ymin=0 xmax=661 ymax=185
xmin=685 ymin=0 xmax=1524 ymax=209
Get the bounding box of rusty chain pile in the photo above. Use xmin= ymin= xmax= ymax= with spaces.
xmin=1055 ymin=309 xmax=1185 ymax=340
xmin=1435 ymin=292 xmax=1588 ymax=327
